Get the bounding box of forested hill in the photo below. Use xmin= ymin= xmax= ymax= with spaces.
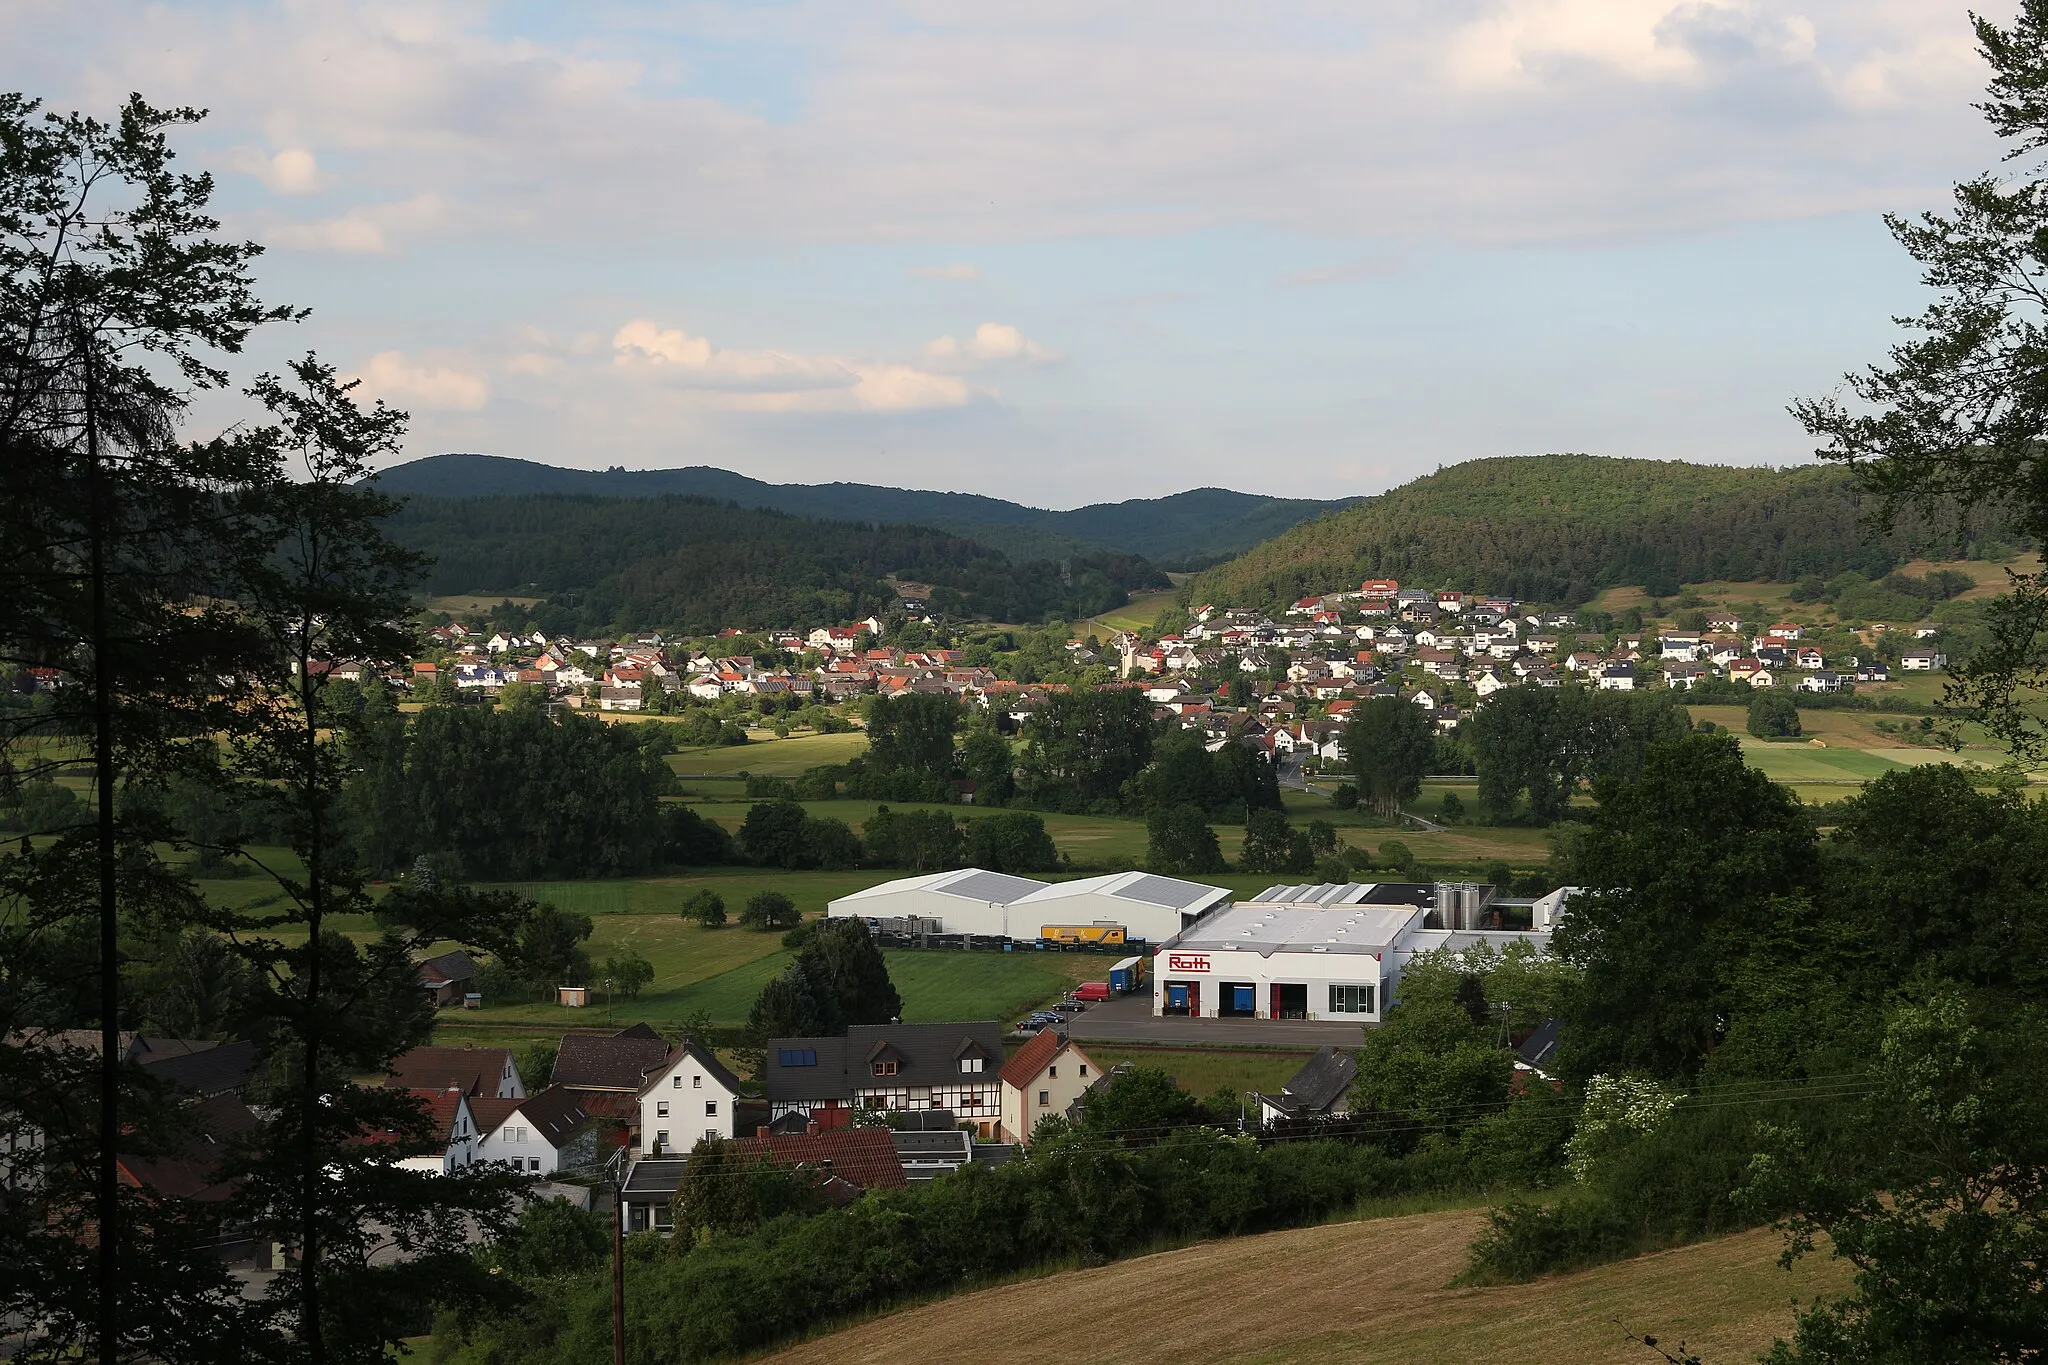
xmin=370 ymin=454 xmax=1354 ymax=569
xmin=1183 ymin=454 xmax=2017 ymax=609
xmin=382 ymin=494 xmax=1165 ymax=634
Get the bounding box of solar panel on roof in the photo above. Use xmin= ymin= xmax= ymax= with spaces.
xmin=1115 ymin=874 xmax=1214 ymax=909
xmin=941 ymin=871 xmax=1043 ymax=904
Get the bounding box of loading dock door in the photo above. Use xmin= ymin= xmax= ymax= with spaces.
xmin=1165 ymin=981 xmax=1201 ymax=1016
xmin=1271 ymin=983 xmax=1307 ymax=1020
xmin=1221 ymin=982 xmax=1256 ymax=1017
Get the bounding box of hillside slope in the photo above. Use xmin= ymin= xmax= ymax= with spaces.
xmin=761 ymin=1209 xmax=1842 ymax=1365
xmin=1185 ymin=454 xmax=2012 ymax=610
xmin=370 ymin=454 xmax=1354 ymax=568
xmin=384 ymin=494 xmax=1164 ymax=634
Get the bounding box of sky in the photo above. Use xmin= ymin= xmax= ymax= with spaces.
xmin=0 ymin=0 xmax=2015 ymax=507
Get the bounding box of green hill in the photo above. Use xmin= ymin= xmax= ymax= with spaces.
xmin=370 ymin=454 xmax=1354 ymax=569
xmin=1184 ymin=454 xmax=2016 ymax=610
xmin=384 ymin=493 xmax=1165 ymax=635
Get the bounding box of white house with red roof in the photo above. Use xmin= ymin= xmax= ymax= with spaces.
xmin=999 ymin=1029 xmax=1100 ymax=1145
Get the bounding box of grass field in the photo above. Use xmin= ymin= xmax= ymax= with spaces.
xmin=1087 ymin=587 xmax=1183 ymax=635
xmin=1084 ymin=1045 xmax=1319 ymax=1097
xmin=445 ymin=907 xmax=1100 ymax=1032
xmin=669 ymin=730 xmax=869 ymax=776
xmin=759 ymin=1208 xmax=1845 ymax=1365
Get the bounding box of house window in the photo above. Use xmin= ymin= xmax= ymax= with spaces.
xmin=692 ymin=1074 xmax=702 ymax=1089
xmin=960 ymin=1057 xmax=982 ymax=1074
xmin=656 ymin=1101 xmax=669 ymax=1117
xmin=1079 ymin=1065 xmax=1089 ymax=1077
xmin=672 ymin=1076 xmax=680 ymax=1088
xmin=778 ymin=1048 xmax=817 ymax=1067
xmin=1049 ymin=1066 xmax=1057 ymax=1078
xmin=873 ymin=1060 xmax=898 ymax=1077
xmin=1038 ymin=1090 xmax=1049 ymax=1107
xmin=528 ymin=1158 xmax=539 ymax=1172
xmin=705 ymin=1128 xmax=718 ymax=1140
xmin=656 ymin=1129 xmax=668 ymax=1147
xmin=704 ymin=1101 xmax=718 ymax=1116
xmin=1328 ymin=984 xmax=1376 ymax=1014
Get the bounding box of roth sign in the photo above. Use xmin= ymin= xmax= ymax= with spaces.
xmin=1166 ymin=953 xmax=1210 ymax=974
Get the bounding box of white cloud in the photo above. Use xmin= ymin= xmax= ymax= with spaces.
xmin=1444 ymin=0 xmax=1821 ymax=87
xmin=909 ymin=262 xmax=981 ymax=280
xmin=609 ymin=318 xmax=976 ymax=411
xmin=230 ymin=145 xmax=325 ymax=194
xmin=611 ymin=318 xmax=858 ymax=392
xmin=0 ymin=0 xmax=1994 ymax=250
xmin=925 ymin=321 xmax=1054 ymax=365
xmin=351 ymin=351 xmax=490 ymax=410
xmin=266 ymin=194 xmax=452 ymax=255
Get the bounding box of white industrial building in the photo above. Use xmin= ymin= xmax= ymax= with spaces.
xmin=826 ymin=868 xmax=1053 ymax=938
xmin=1006 ymin=871 xmax=1233 ymax=945
xmin=1152 ymin=882 xmax=1569 ymax=1023
xmin=827 ymin=868 xmax=1233 ymax=945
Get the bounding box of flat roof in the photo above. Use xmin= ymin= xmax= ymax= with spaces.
xmin=833 ymin=868 xmax=1050 ymax=906
xmin=1011 ymin=871 xmax=1231 ymax=916
xmin=1166 ymin=900 xmax=1427 ymax=958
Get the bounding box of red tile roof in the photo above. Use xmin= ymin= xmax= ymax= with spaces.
xmin=999 ymin=1028 xmax=1080 ymax=1089
xmin=724 ymin=1128 xmax=906 ymax=1190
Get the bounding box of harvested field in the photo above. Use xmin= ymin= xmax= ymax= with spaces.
xmin=759 ymin=1208 xmax=1843 ymax=1365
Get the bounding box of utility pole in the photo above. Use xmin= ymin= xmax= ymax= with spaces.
xmin=610 ymin=1145 xmax=626 ymax=1365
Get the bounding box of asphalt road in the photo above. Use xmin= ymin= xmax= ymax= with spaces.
xmin=1061 ymin=993 xmax=1370 ymax=1047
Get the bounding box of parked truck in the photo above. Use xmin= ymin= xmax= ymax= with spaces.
xmin=1072 ymin=981 xmax=1112 ymax=1003
xmin=1039 ymin=923 xmax=1128 ymax=948
xmin=1107 ymin=955 xmax=1147 ymax=994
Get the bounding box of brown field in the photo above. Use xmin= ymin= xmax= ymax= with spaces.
xmin=759 ymin=1208 xmax=1844 ymax=1365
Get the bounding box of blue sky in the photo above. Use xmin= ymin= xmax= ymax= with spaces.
xmin=1 ymin=0 xmax=2008 ymax=505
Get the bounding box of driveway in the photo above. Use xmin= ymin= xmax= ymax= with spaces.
xmin=1061 ymin=992 xmax=1370 ymax=1047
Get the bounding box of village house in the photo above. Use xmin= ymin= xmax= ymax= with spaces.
xmin=472 ymin=1087 xmax=597 ymax=1176
xmin=1254 ymin=1046 xmax=1358 ymax=1126
xmin=764 ymin=1022 xmax=1008 ymax=1139
xmin=636 ymin=1039 xmax=749 ymax=1154
xmin=998 ymin=1029 xmax=1101 ymax=1145
xmin=385 ymin=1045 xmax=524 ymax=1100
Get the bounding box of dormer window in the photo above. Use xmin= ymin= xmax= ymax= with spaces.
xmin=873 ymin=1060 xmax=898 ymax=1077
xmin=960 ymin=1057 xmax=983 ymax=1074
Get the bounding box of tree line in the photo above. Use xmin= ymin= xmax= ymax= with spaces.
xmin=380 ymin=492 xmax=1166 ymax=634
xmin=1185 ymin=452 xmax=2021 ymax=612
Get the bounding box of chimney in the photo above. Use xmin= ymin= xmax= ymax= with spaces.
xmin=756 ymin=1126 xmax=771 ymax=1139
xmin=820 ymin=1158 xmax=833 ymax=1174
xmin=806 ymin=1120 xmax=820 ymax=1136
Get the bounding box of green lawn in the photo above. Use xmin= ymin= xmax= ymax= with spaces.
xmin=1084 ymin=1045 xmax=1323 ymax=1098
xmin=453 ymin=918 xmax=1098 ymax=1031
xmin=1087 ymin=588 xmax=1181 ymax=634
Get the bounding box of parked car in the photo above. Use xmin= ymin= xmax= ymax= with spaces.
xmin=1072 ymin=982 xmax=1112 ymax=1003
xmin=1050 ymin=1000 xmax=1084 ymax=1014
xmin=1014 ymin=1017 xmax=1048 ymax=1033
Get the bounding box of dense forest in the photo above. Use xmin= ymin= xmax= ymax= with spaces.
xmin=1184 ymin=454 xmax=2020 ymax=609
xmin=372 ymin=454 xmax=1355 ymax=569
xmin=381 ymin=493 xmax=1165 ymax=633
